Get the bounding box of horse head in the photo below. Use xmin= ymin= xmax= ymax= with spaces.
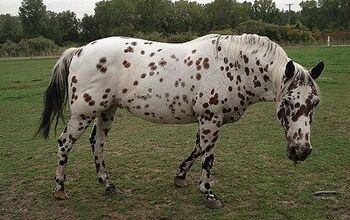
xmin=277 ymin=60 xmax=324 ymax=162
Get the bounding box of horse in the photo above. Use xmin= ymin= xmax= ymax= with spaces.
xmin=36 ymin=34 xmax=324 ymax=209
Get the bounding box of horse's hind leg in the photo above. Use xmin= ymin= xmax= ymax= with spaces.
xmin=174 ymin=128 xmax=202 ymax=187
xmin=54 ymin=114 xmax=92 ymax=199
xmin=89 ymin=105 xmax=117 ymax=194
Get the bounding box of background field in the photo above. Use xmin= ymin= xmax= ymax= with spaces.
xmin=0 ymin=46 xmax=349 ymax=219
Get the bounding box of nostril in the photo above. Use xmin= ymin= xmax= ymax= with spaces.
xmin=308 ymin=148 xmax=312 ymax=155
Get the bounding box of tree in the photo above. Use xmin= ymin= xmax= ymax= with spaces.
xmin=56 ymin=11 xmax=80 ymax=44
xmin=19 ymin=0 xmax=47 ymax=38
xmin=299 ymin=0 xmax=321 ymax=30
xmin=95 ymin=0 xmax=136 ymax=37
xmin=135 ymin=0 xmax=173 ymax=33
xmin=45 ymin=11 xmax=63 ymax=44
xmin=170 ymin=0 xmax=208 ymax=34
xmin=80 ymin=14 xmax=99 ymax=43
xmin=0 ymin=14 xmax=23 ymax=43
xmin=318 ymin=0 xmax=350 ymax=29
xmin=206 ymin=0 xmax=243 ymax=30
xmin=251 ymin=0 xmax=280 ymax=24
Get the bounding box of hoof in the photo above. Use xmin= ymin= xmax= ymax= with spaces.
xmin=174 ymin=176 xmax=187 ymax=187
xmin=105 ymin=184 xmax=118 ymax=195
xmin=206 ymin=198 xmax=223 ymax=209
xmin=53 ymin=190 xmax=68 ymax=200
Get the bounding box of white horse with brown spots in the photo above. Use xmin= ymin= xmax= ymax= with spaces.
xmin=37 ymin=34 xmax=324 ymax=208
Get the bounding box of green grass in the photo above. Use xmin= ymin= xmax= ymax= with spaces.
xmin=0 ymin=47 xmax=349 ymax=219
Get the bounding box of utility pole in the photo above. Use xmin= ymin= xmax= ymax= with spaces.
xmin=286 ymin=3 xmax=293 ymax=12
xmin=285 ymin=3 xmax=293 ymax=24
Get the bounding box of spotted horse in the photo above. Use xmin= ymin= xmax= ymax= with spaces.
xmin=36 ymin=34 xmax=324 ymax=209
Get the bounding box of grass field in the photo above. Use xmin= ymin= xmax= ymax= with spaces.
xmin=0 ymin=46 xmax=349 ymax=219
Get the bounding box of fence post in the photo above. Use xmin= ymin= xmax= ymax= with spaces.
xmin=327 ymin=36 xmax=330 ymax=47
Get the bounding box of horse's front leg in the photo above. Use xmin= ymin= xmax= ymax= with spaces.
xmin=89 ymin=106 xmax=118 ymax=195
xmin=198 ymin=114 xmax=223 ymax=209
xmin=174 ymin=128 xmax=201 ymax=187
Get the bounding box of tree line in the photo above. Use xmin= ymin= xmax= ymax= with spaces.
xmin=0 ymin=0 xmax=349 ymax=56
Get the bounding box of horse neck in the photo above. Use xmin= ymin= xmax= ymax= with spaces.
xmin=221 ymin=35 xmax=289 ymax=105
xmin=227 ymin=49 xmax=285 ymax=104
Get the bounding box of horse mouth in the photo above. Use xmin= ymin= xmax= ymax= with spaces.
xmin=287 ymin=147 xmax=312 ymax=162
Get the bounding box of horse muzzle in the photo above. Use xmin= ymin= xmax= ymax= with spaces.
xmin=287 ymin=145 xmax=312 ymax=162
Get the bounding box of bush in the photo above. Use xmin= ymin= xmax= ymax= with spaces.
xmin=0 ymin=40 xmax=21 ymax=57
xmin=165 ymin=32 xmax=197 ymax=43
xmin=134 ymin=31 xmax=198 ymax=43
xmin=0 ymin=36 xmax=58 ymax=57
xmin=237 ymin=20 xmax=314 ymax=43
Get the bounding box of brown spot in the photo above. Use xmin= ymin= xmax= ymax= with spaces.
xmin=150 ymin=52 xmax=155 ymax=57
xmin=100 ymin=57 xmax=107 ymax=63
xmin=71 ymin=76 xmax=77 ymax=83
xmin=141 ymin=50 xmax=145 ymax=55
xmin=192 ymin=49 xmax=197 ymax=54
xmin=140 ymin=73 xmax=147 ymax=78
xmin=100 ymin=67 xmax=107 ymax=73
xmin=133 ymin=81 xmax=138 ymax=86
xmin=159 ymin=60 xmax=167 ymax=67
xmin=226 ymin=72 xmax=234 ymax=81
xmin=209 ymin=93 xmax=219 ymax=105
xmin=203 ymin=58 xmax=210 ymax=69
xmin=245 ymin=67 xmax=250 ymax=76
xmin=89 ymin=101 xmax=95 ymax=106
xmin=224 ymin=57 xmax=228 ymax=64
xmin=253 ymin=80 xmax=261 ymax=88
xmin=196 ymin=73 xmax=201 ymax=80
xmin=122 ymin=60 xmax=131 ymax=68
xmin=263 ymin=75 xmax=270 ymax=82
xmin=131 ymin=42 xmax=137 ymax=46
xmin=187 ymin=60 xmax=193 ymax=66
xmin=228 ymin=86 xmax=233 ymax=92
xmin=124 ymin=46 xmax=134 ymax=53
xmin=259 ymin=67 xmax=264 ymax=73
xmin=105 ymin=88 xmax=111 ymax=93
xmin=203 ymin=129 xmax=211 ymax=135
xmin=102 ymin=94 xmax=108 ymax=99
xmin=159 ymin=78 xmax=163 ymax=82
xmin=122 ymin=88 xmax=128 ymax=94
xmin=243 ymin=55 xmax=249 ymax=63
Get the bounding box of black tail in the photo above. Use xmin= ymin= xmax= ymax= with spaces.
xmin=36 ymin=48 xmax=78 ymax=139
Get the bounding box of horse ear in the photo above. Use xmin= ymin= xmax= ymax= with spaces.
xmin=285 ymin=60 xmax=295 ymax=81
xmin=310 ymin=61 xmax=324 ymax=80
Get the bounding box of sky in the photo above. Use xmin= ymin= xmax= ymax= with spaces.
xmin=0 ymin=0 xmax=302 ymax=18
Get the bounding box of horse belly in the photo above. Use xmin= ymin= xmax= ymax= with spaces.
xmin=119 ymin=82 xmax=196 ymax=124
